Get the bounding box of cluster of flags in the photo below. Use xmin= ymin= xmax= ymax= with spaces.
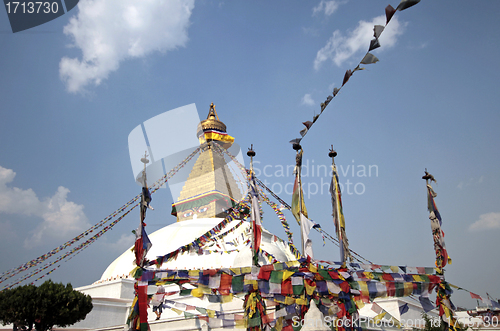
xmin=135 ymin=258 xmax=443 ymax=330
xmin=130 ymin=156 xmax=154 ymax=331
xmin=422 ymin=175 xmax=458 ymax=329
xmin=426 ymin=184 xmax=451 ymax=270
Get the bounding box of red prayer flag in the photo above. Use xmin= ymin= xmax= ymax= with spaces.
xmin=385 ymin=5 xmax=396 ymax=24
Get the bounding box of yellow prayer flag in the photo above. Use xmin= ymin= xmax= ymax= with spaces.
xmin=235 ymin=319 xmax=247 ymax=328
xmin=221 ymin=294 xmax=233 ymax=303
xmin=286 ymin=260 xmax=300 ymax=268
xmin=354 ymin=299 xmax=365 ymax=309
xmin=374 ymin=312 xmax=387 ymax=322
xmin=296 ymin=297 xmax=308 ymax=305
xmin=305 ymin=282 xmax=316 ymax=296
xmin=283 ymin=270 xmax=295 ymax=281
xmin=191 ymin=288 xmax=204 ymax=298
xmin=404 ymin=282 xmax=413 ymax=296
xmin=364 ymin=272 xmax=374 ymax=279
xmin=171 ymin=308 xmax=182 ymax=315
xmin=413 ymin=275 xmax=423 ymax=282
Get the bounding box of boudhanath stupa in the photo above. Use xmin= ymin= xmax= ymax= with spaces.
xmin=63 ymin=104 xmax=438 ymax=331
xmin=70 ymin=105 xmax=300 ymax=330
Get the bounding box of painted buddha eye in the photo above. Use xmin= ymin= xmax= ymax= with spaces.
xmin=183 ymin=211 xmax=193 ymax=218
xmin=197 ymin=206 xmax=209 ymax=213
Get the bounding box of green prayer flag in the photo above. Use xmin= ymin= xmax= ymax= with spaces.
xmin=293 ymin=284 xmax=305 ymax=295
xmin=270 ymin=271 xmax=284 ymax=284
xmin=195 ymin=307 xmax=207 ymax=315
xmin=232 ymin=275 xmax=244 ymax=293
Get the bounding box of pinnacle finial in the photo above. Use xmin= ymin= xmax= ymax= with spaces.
xmin=422 ymin=168 xmax=437 ymax=184
xmin=247 ymin=144 xmax=256 ymax=157
xmin=208 ymin=102 xmax=220 ymax=120
xmin=328 ymin=145 xmax=337 ymax=158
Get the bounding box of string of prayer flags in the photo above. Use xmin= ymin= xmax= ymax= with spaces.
xmin=2 ymin=204 xmax=138 ymax=290
xmin=213 ymin=142 xmax=375 ymax=269
xmin=147 ymin=258 xmax=444 ymax=329
xmin=1 ymin=146 xmax=202 ymax=289
xmin=290 ymin=0 xmax=420 ymax=144
xmin=148 ymin=198 xmax=251 ymax=268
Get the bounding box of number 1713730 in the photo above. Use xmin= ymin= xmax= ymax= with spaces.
xmin=5 ymin=2 xmax=60 ymax=14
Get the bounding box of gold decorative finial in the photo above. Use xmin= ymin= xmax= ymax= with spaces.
xmin=208 ymin=103 xmax=220 ymax=121
xmin=198 ymin=103 xmax=226 ymax=133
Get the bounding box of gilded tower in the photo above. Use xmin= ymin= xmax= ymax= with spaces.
xmin=171 ymin=104 xmax=243 ymax=221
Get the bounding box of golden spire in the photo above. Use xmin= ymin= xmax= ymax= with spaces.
xmin=172 ymin=104 xmax=241 ymax=222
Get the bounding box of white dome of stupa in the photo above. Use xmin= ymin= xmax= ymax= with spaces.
xmin=100 ymin=217 xmax=296 ymax=282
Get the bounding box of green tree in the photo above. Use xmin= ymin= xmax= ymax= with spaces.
xmin=0 ymin=280 xmax=93 ymax=331
xmin=422 ymin=313 xmax=446 ymax=331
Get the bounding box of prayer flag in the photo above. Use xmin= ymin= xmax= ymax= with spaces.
xmin=399 ymin=303 xmax=409 ymax=315
xmin=250 ymin=171 xmax=262 ymax=264
xmin=291 ymin=150 xmax=307 ymax=223
xmin=330 ymin=162 xmax=351 ymax=262
xmin=199 ymin=129 xmax=235 ymax=143
xmin=397 ymin=0 xmax=420 ymax=11
xmin=419 ymin=295 xmax=435 ymax=313
xmin=373 ymin=25 xmax=385 ymax=39
xmin=427 ymin=184 xmax=450 ymax=269
xmin=300 ymin=214 xmax=315 ymax=259
xmin=361 ymin=53 xmax=380 ymax=65
xmin=385 ymin=5 xmax=396 ymax=24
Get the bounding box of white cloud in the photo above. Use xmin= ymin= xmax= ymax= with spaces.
xmin=0 ymin=166 xmax=90 ymax=248
xmin=457 ymin=176 xmax=484 ymax=190
xmin=60 ymin=0 xmax=195 ymax=93
xmin=314 ymin=15 xmax=405 ymax=70
xmin=469 ymin=212 xmax=500 ymax=231
xmin=104 ymin=233 xmax=135 ymax=252
xmin=301 ymin=93 xmax=315 ymax=106
xmin=0 ymin=221 xmax=18 ymax=240
xmin=313 ymin=0 xmax=341 ymax=16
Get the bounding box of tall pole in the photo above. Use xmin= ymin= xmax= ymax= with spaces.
xmin=247 ymin=145 xmax=260 ymax=266
xmin=329 ymin=146 xmax=345 ymax=264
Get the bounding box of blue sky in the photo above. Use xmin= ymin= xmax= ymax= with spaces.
xmin=1 ymin=0 xmax=499 ymax=309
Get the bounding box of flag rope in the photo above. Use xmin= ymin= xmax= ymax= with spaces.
xmin=0 ymin=146 xmax=202 ymax=289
